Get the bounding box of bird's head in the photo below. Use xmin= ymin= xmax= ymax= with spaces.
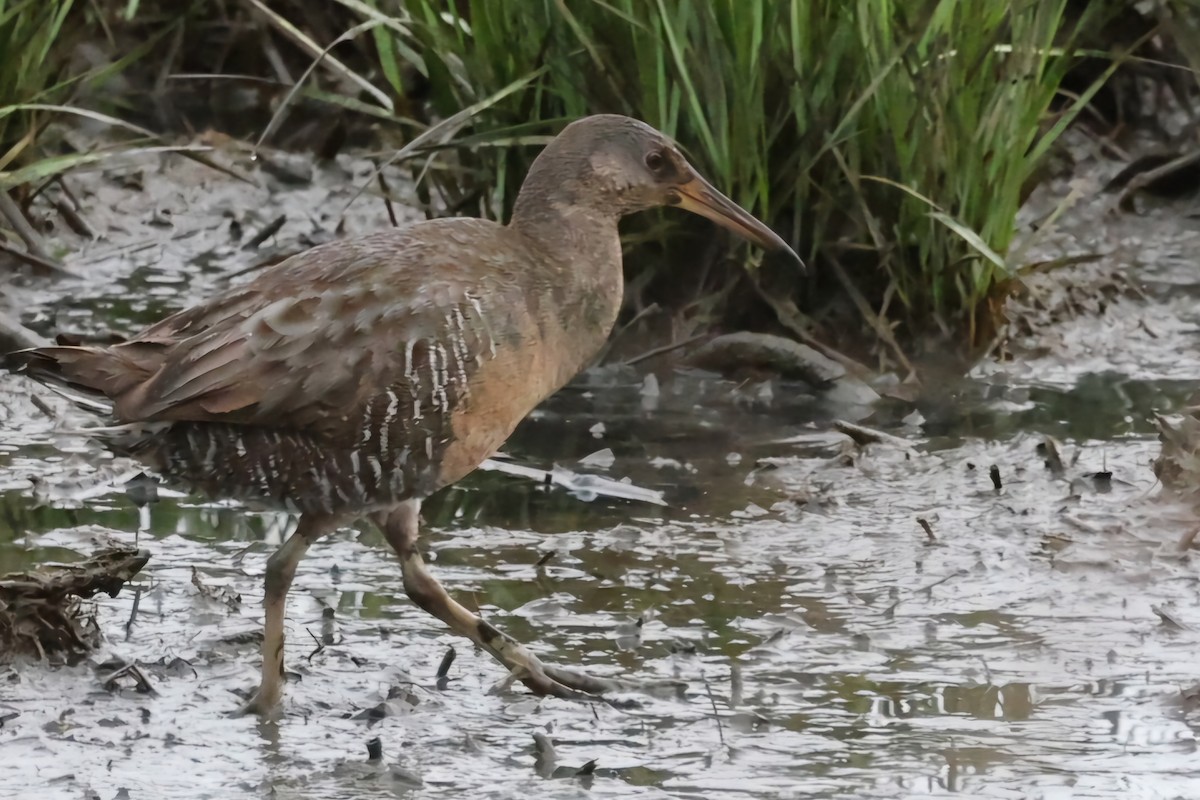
xmin=516 ymin=114 xmax=802 ymax=266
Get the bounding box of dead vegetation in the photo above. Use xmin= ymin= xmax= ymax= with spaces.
xmin=0 ymin=547 xmax=149 ymax=664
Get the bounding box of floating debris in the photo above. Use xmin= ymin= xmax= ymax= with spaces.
xmin=479 ymin=457 xmax=666 ymax=506
xmin=0 ymin=548 xmax=149 ymax=664
xmin=687 ymin=332 xmax=845 ymax=385
xmin=189 ymin=567 xmax=241 ymax=610
xmin=578 ymin=448 xmax=616 ymax=469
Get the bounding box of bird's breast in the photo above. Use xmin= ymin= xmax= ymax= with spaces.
xmin=433 ymin=282 xmax=620 ymax=489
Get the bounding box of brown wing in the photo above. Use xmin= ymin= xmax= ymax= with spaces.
xmin=106 ymin=223 xmax=511 ymax=431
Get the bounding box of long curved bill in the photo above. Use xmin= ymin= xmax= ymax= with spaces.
xmin=671 ymin=173 xmax=804 ymax=269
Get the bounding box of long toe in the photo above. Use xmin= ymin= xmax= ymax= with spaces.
xmin=539 ymin=664 xmax=630 ymax=696
xmin=541 ymin=663 xmax=691 ymax=700
xmin=234 ymin=686 xmax=283 ymax=718
xmin=503 ymin=659 xmax=680 ymax=701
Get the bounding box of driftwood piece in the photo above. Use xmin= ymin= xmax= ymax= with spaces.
xmin=0 ymin=547 xmax=150 ymax=664
xmin=833 ymin=419 xmax=915 ymax=450
xmin=686 ymin=331 xmax=846 ymax=385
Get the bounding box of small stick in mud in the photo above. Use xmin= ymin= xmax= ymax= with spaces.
xmin=699 ymin=669 xmax=726 ymax=747
xmin=242 ymin=214 xmax=287 ymax=250
xmin=52 ymin=183 xmax=96 ymax=239
xmin=917 ymin=517 xmax=936 ymax=542
xmin=124 ymin=586 xmax=142 ymax=639
xmin=535 ymin=550 xmax=556 ymax=569
xmin=0 ymin=237 xmax=73 ymax=278
xmin=1115 ymin=147 xmax=1200 ymax=210
xmin=28 ymin=393 xmax=57 ymax=420
xmin=55 ymin=177 xmax=89 ymax=220
xmin=306 ymin=627 xmax=325 ymax=663
xmin=989 ymin=465 xmax=1002 ymax=490
xmin=376 ymin=168 xmax=400 ymax=228
xmin=53 ymin=198 xmax=94 ymax=238
xmin=436 ymin=646 xmax=456 ymax=689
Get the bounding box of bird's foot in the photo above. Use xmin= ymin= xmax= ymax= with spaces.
xmin=491 ymin=648 xmax=683 ymax=703
xmin=233 ymin=683 xmax=282 ymax=718
xmin=541 ymin=662 xmax=687 ymax=701
xmin=538 ymin=663 xmax=631 ymax=697
xmin=476 ymin=618 xmax=689 ymax=702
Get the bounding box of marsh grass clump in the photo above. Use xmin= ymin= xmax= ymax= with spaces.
xmin=0 ymin=0 xmax=75 ymax=161
xmin=353 ymin=0 xmax=1130 ymax=365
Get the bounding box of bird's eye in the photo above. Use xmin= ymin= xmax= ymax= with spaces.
xmin=644 ymin=150 xmax=666 ymax=174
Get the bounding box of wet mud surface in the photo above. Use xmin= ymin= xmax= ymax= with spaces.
xmin=3 ymin=147 xmax=1200 ymax=799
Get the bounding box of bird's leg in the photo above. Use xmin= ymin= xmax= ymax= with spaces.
xmin=238 ymin=513 xmax=333 ymax=716
xmin=375 ymin=500 xmax=627 ymax=700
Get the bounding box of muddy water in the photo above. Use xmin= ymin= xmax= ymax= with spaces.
xmin=3 ymin=149 xmax=1200 ymax=799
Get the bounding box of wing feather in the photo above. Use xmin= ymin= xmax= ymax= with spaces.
xmin=106 ymin=223 xmax=507 ymax=429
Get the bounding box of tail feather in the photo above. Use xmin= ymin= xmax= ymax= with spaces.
xmin=41 ymin=379 xmax=116 ymax=415
xmin=5 ymin=345 xmax=153 ymax=418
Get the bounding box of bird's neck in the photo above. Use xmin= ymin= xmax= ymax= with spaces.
xmin=509 ymin=151 xmax=624 ymax=297
xmin=510 ymin=131 xmax=602 ymax=222
xmin=508 ymin=196 xmax=625 ymax=384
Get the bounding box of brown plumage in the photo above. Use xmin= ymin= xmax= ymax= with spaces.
xmin=7 ymin=114 xmax=800 ymax=714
